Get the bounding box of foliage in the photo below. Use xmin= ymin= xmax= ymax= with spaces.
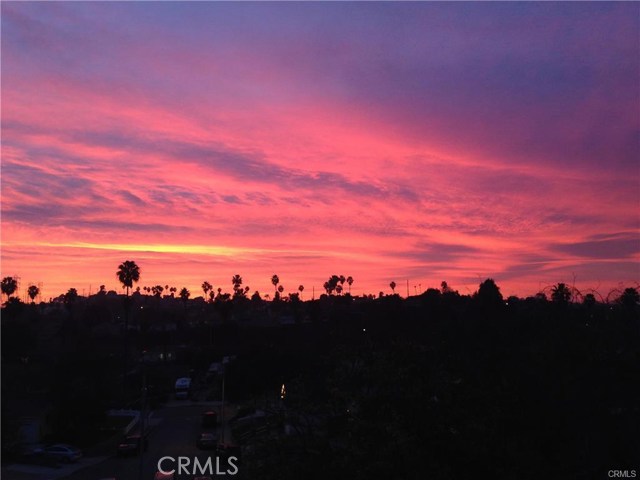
xmin=1 ymin=276 xmax=18 ymax=300
xmin=116 ymin=260 xmax=140 ymax=295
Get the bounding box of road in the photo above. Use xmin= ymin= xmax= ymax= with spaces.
xmin=58 ymin=402 xmax=238 ymax=480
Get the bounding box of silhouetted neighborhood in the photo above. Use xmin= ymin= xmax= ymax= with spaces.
xmin=1 ymin=264 xmax=639 ymax=479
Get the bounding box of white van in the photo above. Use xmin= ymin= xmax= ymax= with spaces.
xmin=174 ymin=377 xmax=191 ymax=400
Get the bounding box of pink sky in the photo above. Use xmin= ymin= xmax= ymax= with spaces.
xmin=2 ymin=2 xmax=638 ymax=300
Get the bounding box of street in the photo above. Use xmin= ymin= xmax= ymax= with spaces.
xmin=4 ymin=402 xmax=239 ymax=480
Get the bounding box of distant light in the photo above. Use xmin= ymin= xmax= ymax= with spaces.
xmin=280 ymin=383 xmax=286 ymax=400
xmin=362 ymin=328 xmax=366 ymax=332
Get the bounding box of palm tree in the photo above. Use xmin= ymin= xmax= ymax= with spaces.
xmin=202 ymin=281 xmax=212 ymax=301
xmin=390 ymin=281 xmax=396 ymax=294
xmin=179 ymin=287 xmax=190 ymax=317
xmin=271 ymin=275 xmax=280 ymax=297
xmin=232 ymin=275 xmax=243 ymax=292
xmin=179 ymin=287 xmax=190 ymax=303
xmin=27 ymin=285 xmax=40 ymax=304
xmin=324 ymin=275 xmax=340 ymax=295
xmin=298 ymin=285 xmax=304 ymax=299
xmin=551 ymin=283 xmax=571 ymax=304
xmin=1 ymin=276 xmax=18 ymax=302
xmin=116 ymin=260 xmax=140 ymax=394
xmin=346 ymin=276 xmax=353 ymax=294
xmin=116 ymin=261 xmax=140 ymax=296
xmin=151 ymin=285 xmax=164 ymax=297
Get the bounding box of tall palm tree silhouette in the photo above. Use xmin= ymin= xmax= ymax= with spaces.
xmin=390 ymin=281 xmax=396 ymax=294
xmin=116 ymin=260 xmax=140 ymax=395
xmin=117 ymin=261 xmax=140 ymax=297
xmin=346 ymin=276 xmax=353 ymax=294
xmin=271 ymin=275 xmax=280 ymax=298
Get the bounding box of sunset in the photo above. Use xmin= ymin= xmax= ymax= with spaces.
xmin=2 ymin=2 xmax=637 ymax=299
xmin=1 ymin=3 xmax=639 ymax=480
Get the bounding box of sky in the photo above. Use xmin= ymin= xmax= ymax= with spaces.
xmin=1 ymin=1 xmax=639 ymax=301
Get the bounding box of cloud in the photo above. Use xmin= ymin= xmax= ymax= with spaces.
xmin=552 ymin=233 xmax=640 ymax=259
xmin=1 ymin=2 xmax=637 ymax=297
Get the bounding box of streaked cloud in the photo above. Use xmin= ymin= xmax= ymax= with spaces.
xmin=1 ymin=1 xmax=637 ymax=299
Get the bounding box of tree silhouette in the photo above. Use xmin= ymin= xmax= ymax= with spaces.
xmin=116 ymin=260 xmax=140 ymax=395
xmin=116 ymin=261 xmax=140 ymax=296
xmin=1 ymin=276 xmax=18 ymax=302
xmin=347 ymin=276 xmax=353 ymax=294
xmin=583 ymin=293 xmax=596 ymax=308
xmin=179 ymin=287 xmax=190 ymax=303
xmin=298 ymin=284 xmax=304 ymax=299
xmin=390 ymin=281 xmax=396 ymax=294
xmin=151 ymin=285 xmax=164 ymax=297
xmin=64 ymin=288 xmax=78 ymax=304
xmin=619 ymin=287 xmax=639 ymax=308
xmin=27 ymin=285 xmax=40 ymax=304
xmin=232 ymin=274 xmax=243 ymax=294
xmin=324 ymin=275 xmax=341 ymax=295
xmin=475 ymin=278 xmax=503 ymax=308
xmin=202 ymin=281 xmax=212 ymax=301
xmin=551 ymin=283 xmax=571 ymax=304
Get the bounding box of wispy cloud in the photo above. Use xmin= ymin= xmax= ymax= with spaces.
xmin=1 ymin=1 xmax=637 ymax=297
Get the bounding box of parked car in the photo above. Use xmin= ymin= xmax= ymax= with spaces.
xmin=196 ymin=432 xmax=216 ymax=450
xmin=202 ymin=410 xmax=217 ymax=428
xmin=117 ymin=434 xmax=148 ymax=456
xmin=43 ymin=444 xmax=82 ymax=462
